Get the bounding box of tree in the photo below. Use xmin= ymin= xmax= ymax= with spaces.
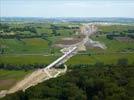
xmin=94 ymin=62 xmax=104 ymax=67
xmin=52 ymin=29 xmax=56 ymax=36
xmin=117 ymin=58 xmax=128 ymax=67
xmin=120 ymin=32 xmax=126 ymax=37
xmin=106 ymin=35 xmax=114 ymax=40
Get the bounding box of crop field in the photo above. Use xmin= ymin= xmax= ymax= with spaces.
xmin=0 ymin=70 xmax=31 ymax=90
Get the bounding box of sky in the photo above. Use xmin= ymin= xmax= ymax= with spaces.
xmin=0 ymin=0 xmax=134 ymax=18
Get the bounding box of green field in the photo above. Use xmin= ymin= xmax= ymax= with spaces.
xmin=67 ymin=53 xmax=134 ymax=66
xmin=0 ymin=55 xmax=59 ymax=65
xmin=0 ymin=38 xmax=50 ymax=54
xmin=0 ymin=24 xmax=134 ymax=66
xmin=90 ymin=35 xmax=134 ymax=53
xmin=0 ymin=22 xmax=79 ymax=54
xmin=98 ymin=25 xmax=134 ymax=33
xmin=0 ymin=70 xmax=31 ymax=90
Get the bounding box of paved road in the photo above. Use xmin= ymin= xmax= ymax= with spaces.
xmin=44 ymin=46 xmax=77 ymax=69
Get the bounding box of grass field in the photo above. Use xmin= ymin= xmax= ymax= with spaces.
xmin=90 ymin=35 xmax=134 ymax=53
xmin=0 ymin=70 xmax=31 ymax=90
xmin=0 ymin=55 xmax=58 ymax=65
xmin=97 ymin=25 xmax=134 ymax=33
xmin=0 ymin=38 xmax=50 ymax=54
xmin=67 ymin=53 xmax=134 ymax=66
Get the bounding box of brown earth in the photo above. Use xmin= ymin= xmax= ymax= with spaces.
xmin=56 ymin=35 xmax=85 ymax=45
xmin=0 ymin=79 xmax=16 ymax=90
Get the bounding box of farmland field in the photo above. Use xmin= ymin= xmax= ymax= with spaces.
xmin=0 ymin=55 xmax=59 ymax=65
xmin=67 ymin=53 xmax=134 ymax=66
xmin=90 ymin=35 xmax=134 ymax=53
xmin=97 ymin=25 xmax=134 ymax=33
xmin=0 ymin=38 xmax=50 ymax=54
xmin=0 ymin=70 xmax=31 ymax=90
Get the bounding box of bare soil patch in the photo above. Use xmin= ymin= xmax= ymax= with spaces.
xmin=0 ymin=79 xmax=16 ymax=90
xmin=56 ymin=35 xmax=85 ymax=45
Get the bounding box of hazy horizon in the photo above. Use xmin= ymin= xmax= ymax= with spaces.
xmin=1 ymin=17 xmax=134 ymax=19
xmin=1 ymin=0 xmax=134 ymax=18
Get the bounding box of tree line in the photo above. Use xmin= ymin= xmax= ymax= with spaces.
xmin=0 ymin=23 xmax=37 ymax=33
xmin=0 ymin=63 xmax=48 ymax=71
xmin=50 ymin=24 xmax=79 ymax=30
xmin=0 ymin=58 xmax=132 ymax=71
xmin=106 ymin=30 xmax=134 ymax=40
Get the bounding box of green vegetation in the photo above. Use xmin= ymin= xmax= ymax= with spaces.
xmin=0 ymin=22 xmax=79 ymax=70
xmin=67 ymin=53 xmax=134 ymax=66
xmin=0 ymin=22 xmax=79 ymax=55
xmin=0 ymin=55 xmax=58 ymax=65
xmin=0 ymin=22 xmax=79 ymax=37
xmin=97 ymin=25 xmax=134 ymax=33
xmin=91 ymin=35 xmax=134 ymax=52
xmin=0 ymin=38 xmax=50 ymax=54
xmin=0 ymin=22 xmax=134 ymax=96
xmin=66 ymin=25 xmax=134 ymax=68
xmin=2 ymin=65 xmax=134 ymax=100
xmin=0 ymin=70 xmax=31 ymax=90
xmin=0 ymin=24 xmax=134 ymax=69
xmin=0 ymin=22 xmax=78 ymax=66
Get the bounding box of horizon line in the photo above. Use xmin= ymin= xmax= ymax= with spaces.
xmin=1 ymin=16 xmax=134 ymax=19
